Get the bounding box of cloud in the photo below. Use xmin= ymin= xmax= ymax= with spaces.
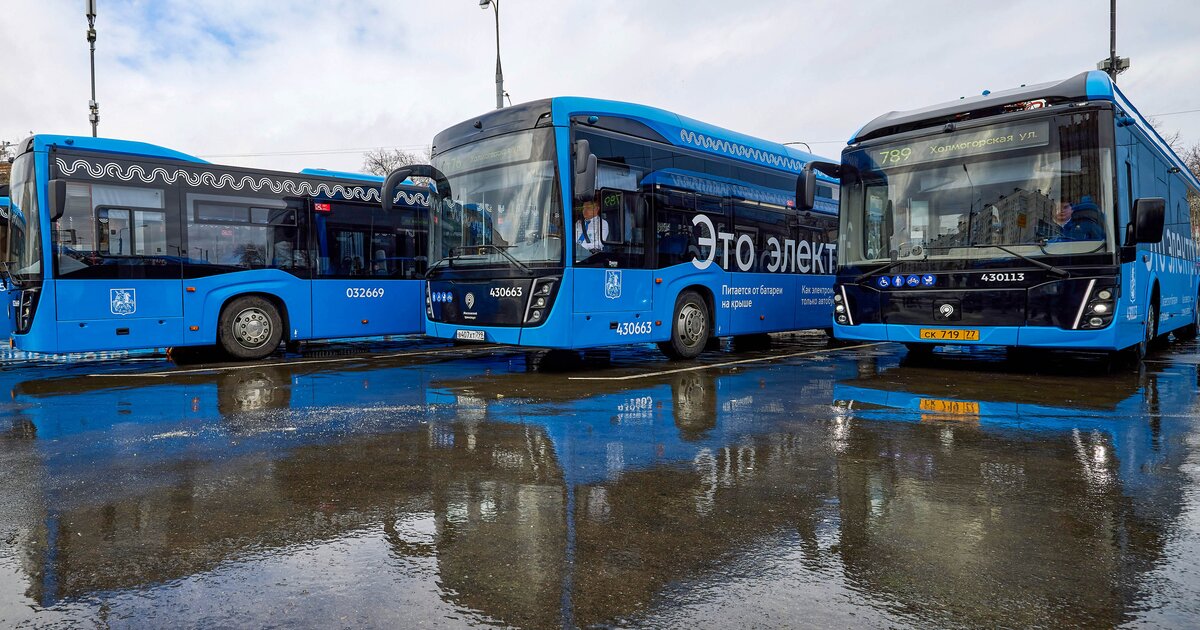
xmin=5 ymin=0 xmax=1199 ymax=172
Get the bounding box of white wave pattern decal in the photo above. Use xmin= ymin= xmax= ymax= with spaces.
xmin=678 ymin=130 xmax=805 ymax=172
xmin=55 ymin=158 xmax=428 ymax=206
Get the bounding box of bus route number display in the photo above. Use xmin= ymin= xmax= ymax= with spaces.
xmin=875 ymin=121 xmax=1050 ymax=170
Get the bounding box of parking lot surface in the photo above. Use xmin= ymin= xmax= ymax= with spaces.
xmin=0 ymin=334 xmax=1198 ymax=628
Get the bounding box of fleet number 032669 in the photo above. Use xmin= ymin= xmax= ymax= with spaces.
xmin=346 ymin=287 xmax=386 ymax=298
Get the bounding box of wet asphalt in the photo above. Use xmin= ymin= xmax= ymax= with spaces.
xmin=0 ymin=333 xmax=1198 ymax=628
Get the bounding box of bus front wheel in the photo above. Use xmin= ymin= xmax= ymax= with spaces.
xmin=218 ymin=296 xmax=283 ymax=361
xmin=658 ymin=290 xmax=710 ymax=360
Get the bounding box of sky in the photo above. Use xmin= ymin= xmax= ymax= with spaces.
xmin=4 ymin=0 xmax=1200 ymax=173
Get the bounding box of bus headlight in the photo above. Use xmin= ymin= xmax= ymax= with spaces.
xmin=1089 ymin=317 xmax=1104 ymax=327
xmin=1097 ymin=289 xmax=1112 ymax=300
xmin=1092 ymin=303 xmax=1109 ymax=314
xmin=835 ymin=304 xmax=846 ymax=313
xmin=525 ymin=277 xmax=559 ymax=325
xmin=833 ymin=293 xmax=843 ymax=304
xmin=836 ymin=315 xmax=849 ymax=324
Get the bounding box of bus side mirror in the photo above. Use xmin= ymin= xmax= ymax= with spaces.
xmin=796 ymin=166 xmax=817 ymax=212
xmin=574 ymin=139 xmax=597 ymax=202
xmin=1131 ymin=197 xmax=1166 ymax=244
xmin=380 ymin=168 xmax=413 ymax=213
xmin=48 ymin=179 xmax=68 ymax=221
xmin=381 ymin=164 xmax=447 ymax=212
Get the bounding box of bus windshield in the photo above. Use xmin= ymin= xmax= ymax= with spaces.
xmin=429 ymin=128 xmax=563 ymax=272
xmin=839 ymin=111 xmax=1114 ymax=266
xmin=6 ymin=153 xmax=43 ymax=283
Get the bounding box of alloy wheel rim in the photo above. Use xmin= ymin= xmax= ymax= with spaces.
xmin=676 ymin=303 xmax=706 ymax=347
xmin=234 ymin=307 xmax=272 ymax=348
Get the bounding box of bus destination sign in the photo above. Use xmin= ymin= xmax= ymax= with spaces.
xmin=873 ymin=121 xmax=1050 ymax=170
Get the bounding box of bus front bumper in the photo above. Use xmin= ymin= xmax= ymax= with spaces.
xmin=834 ymin=322 xmax=1122 ymax=350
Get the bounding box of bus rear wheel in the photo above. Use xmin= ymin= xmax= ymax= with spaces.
xmin=218 ymin=296 xmax=283 ymax=361
xmin=658 ymin=290 xmax=710 ymax=360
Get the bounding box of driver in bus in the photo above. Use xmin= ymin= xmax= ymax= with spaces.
xmin=575 ymin=199 xmax=609 ymax=255
xmin=1055 ymin=196 xmax=1105 ymax=241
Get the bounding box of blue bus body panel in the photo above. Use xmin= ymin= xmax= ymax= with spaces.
xmin=549 ymin=97 xmax=829 ymax=175
xmin=33 ymin=135 xmax=209 ymax=164
xmin=311 ymin=278 xmax=425 ymax=338
xmin=54 ymin=278 xmax=185 ymax=351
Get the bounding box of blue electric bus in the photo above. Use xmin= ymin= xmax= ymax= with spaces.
xmin=382 ymin=98 xmax=839 ymax=359
xmin=0 ymin=194 xmax=15 ymax=341
xmin=803 ymin=71 xmax=1200 ymax=360
xmin=3 ymin=135 xmax=430 ymax=360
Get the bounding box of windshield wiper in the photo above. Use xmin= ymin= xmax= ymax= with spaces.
xmin=423 ymin=256 xmax=453 ymax=278
xmin=854 ymin=258 xmax=907 ymax=283
xmin=472 ymin=244 xmax=532 ymax=275
xmin=979 ymin=244 xmax=1070 ymax=277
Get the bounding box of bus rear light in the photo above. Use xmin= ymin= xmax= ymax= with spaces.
xmin=314 ymin=202 xmax=332 ymax=212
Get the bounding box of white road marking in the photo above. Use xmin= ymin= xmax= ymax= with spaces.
xmin=567 ymin=343 xmax=884 ymax=382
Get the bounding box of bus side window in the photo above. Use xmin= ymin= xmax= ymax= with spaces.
xmin=577 ymin=188 xmax=647 ymax=269
xmin=55 ymin=182 xmax=176 ymax=279
xmin=186 ymin=195 xmax=298 ymax=273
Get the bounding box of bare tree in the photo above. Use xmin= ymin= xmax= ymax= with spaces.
xmin=361 ymin=147 xmax=431 ymax=177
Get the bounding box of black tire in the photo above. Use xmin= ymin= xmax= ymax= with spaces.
xmin=658 ymin=290 xmax=710 ymax=360
xmin=1146 ymin=297 xmax=1167 ymax=351
xmin=1117 ymin=298 xmax=1158 ymax=366
xmin=218 ymin=296 xmax=283 ymax=361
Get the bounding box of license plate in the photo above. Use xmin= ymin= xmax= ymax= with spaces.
xmin=919 ymin=328 xmax=980 ymax=341
xmin=455 ymin=329 xmax=486 ymax=341
xmin=919 ymin=398 xmax=980 ymax=416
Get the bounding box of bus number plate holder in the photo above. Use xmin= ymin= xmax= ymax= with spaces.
xmin=919 ymin=328 xmax=980 ymax=341
xmin=455 ymin=330 xmax=486 ymax=341
xmin=919 ymin=398 xmax=980 ymax=416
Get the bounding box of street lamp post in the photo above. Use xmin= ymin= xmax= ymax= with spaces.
xmin=86 ymin=0 xmax=100 ymax=136
xmin=479 ymin=0 xmax=504 ymax=109
xmin=1097 ymin=0 xmax=1130 ymax=80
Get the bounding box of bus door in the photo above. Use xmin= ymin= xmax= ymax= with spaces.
xmin=311 ymin=201 xmax=424 ymax=338
xmin=52 ymin=182 xmax=185 ymax=350
xmin=572 ymin=189 xmax=654 ymax=340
